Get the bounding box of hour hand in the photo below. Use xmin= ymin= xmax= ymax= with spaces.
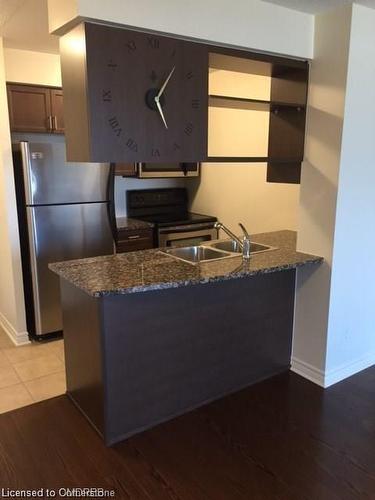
xmin=155 ymin=96 xmax=168 ymax=129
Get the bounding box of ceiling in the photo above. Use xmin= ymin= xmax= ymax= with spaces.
xmin=1 ymin=0 xmax=375 ymax=55
xmin=261 ymin=0 xmax=375 ymax=14
xmin=0 ymin=0 xmax=59 ymax=53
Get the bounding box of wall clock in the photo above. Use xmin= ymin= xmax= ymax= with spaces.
xmin=61 ymin=23 xmax=209 ymax=163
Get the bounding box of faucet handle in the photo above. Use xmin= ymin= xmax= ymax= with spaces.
xmin=238 ymin=223 xmax=250 ymax=239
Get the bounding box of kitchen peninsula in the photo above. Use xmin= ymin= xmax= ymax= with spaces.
xmin=50 ymin=230 xmax=322 ymax=445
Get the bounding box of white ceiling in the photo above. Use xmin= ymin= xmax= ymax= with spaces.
xmin=0 ymin=0 xmax=59 ymax=53
xmin=261 ymin=0 xmax=375 ymax=14
xmin=1 ymin=0 xmax=375 ymax=55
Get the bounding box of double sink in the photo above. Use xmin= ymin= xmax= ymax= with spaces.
xmin=161 ymin=239 xmax=277 ymax=265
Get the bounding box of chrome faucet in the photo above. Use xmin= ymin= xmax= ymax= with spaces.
xmin=214 ymin=222 xmax=251 ymax=260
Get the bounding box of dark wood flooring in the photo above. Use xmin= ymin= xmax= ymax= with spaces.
xmin=1 ymin=368 xmax=375 ymax=499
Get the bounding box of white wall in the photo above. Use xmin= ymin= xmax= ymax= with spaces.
xmin=0 ymin=47 xmax=62 ymax=344
xmin=4 ymin=48 xmax=61 ymax=86
xmin=189 ymin=164 xmax=299 ymax=234
xmin=324 ymin=4 xmax=375 ymax=382
xmin=0 ymin=38 xmax=29 ymax=345
xmin=292 ymin=6 xmax=352 ymax=384
xmin=293 ymin=4 xmax=375 ymax=387
xmin=48 ymin=0 xmax=314 ymax=59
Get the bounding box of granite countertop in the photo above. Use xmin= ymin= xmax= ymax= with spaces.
xmin=50 ymin=230 xmax=323 ymax=298
xmin=116 ymin=217 xmax=154 ymax=230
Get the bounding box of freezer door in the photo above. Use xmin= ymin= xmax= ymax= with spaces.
xmin=19 ymin=141 xmax=110 ymax=205
xmin=27 ymin=203 xmax=114 ymax=336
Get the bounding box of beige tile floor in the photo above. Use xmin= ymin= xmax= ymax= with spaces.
xmin=0 ymin=327 xmax=66 ymax=414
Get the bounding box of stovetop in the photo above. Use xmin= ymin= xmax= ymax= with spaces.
xmin=135 ymin=212 xmax=217 ymax=228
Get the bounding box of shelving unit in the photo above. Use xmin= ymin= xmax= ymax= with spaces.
xmin=207 ymin=52 xmax=309 ymax=183
xmin=209 ymin=94 xmax=306 ymax=110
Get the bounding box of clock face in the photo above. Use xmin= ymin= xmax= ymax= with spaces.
xmin=85 ymin=24 xmax=208 ymax=162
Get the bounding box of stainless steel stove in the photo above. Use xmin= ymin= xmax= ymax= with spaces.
xmin=126 ymin=188 xmax=217 ymax=248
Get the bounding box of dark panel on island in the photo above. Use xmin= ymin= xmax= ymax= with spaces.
xmin=61 ymin=269 xmax=296 ymax=445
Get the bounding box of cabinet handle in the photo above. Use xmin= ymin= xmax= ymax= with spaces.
xmin=53 ymin=116 xmax=58 ymax=130
xmin=47 ymin=116 xmax=53 ymax=131
xmin=128 ymin=235 xmax=141 ymax=240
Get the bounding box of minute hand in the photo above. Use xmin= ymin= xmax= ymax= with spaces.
xmin=157 ymin=66 xmax=175 ymax=98
xmin=155 ymin=97 xmax=168 ymax=129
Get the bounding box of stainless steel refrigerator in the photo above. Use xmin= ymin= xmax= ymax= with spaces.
xmin=12 ymin=140 xmax=115 ymax=339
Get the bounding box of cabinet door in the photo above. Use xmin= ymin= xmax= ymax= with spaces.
xmin=7 ymin=84 xmax=52 ymax=133
xmin=50 ymin=89 xmax=64 ymax=133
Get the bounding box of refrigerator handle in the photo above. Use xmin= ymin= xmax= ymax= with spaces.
xmin=26 ymin=208 xmax=43 ymax=335
xmin=107 ymin=163 xmax=117 ymax=246
xmin=20 ymin=141 xmax=33 ymax=206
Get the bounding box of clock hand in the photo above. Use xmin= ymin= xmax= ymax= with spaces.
xmin=157 ymin=66 xmax=175 ymax=99
xmin=155 ymin=96 xmax=168 ymax=129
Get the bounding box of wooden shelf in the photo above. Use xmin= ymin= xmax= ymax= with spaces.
xmin=206 ymin=156 xmax=303 ymax=163
xmin=209 ymin=94 xmax=306 ymax=110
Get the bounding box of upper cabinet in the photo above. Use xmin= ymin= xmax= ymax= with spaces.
xmin=60 ymin=23 xmax=208 ymax=163
xmin=7 ymin=83 xmax=64 ymax=134
xmin=60 ymin=22 xmax=308 ymax=183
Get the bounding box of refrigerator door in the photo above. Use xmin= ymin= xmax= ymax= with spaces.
xmin=19 ymin=141 xmax=110 ymax=206
xmin=27 ymin=203 xmax=113 ymax=336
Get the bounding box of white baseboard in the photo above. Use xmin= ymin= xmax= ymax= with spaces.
xmin=291 ymin=357 xmax=325 ymax=387
xmin=0 ymin=312 xmax=30 ymax=346
xmin=292 ymin=353 xmax=375 ymax=388
xmin=323 ymin=353 xmax=375 ymax=387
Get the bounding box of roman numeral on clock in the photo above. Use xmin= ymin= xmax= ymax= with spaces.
xmin=184 ymin=123 xmax=194 ymax=136
xmin=126 ymin=138 xmax=138 ymax=152
xmin=126 ymin=40 xmax=136 ymax=51
xmin=191 ymin=99 xmax=200 ymax=109
xmin=108 ymin=116 xmax=122 ymax=137
xmin=102 ymin=90 xmax=112 ymax=102
xmin=147 ymin=37 xmax=159 ymax=49
xmin=151 ymin=148 xmax=160 ymax=157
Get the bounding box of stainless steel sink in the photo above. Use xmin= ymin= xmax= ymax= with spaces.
xmin=209 ymin=240 xmax=275 ymax=254
xmin=161 ymin=239 xmax=277 ymax=265
xmin=162 ymin=245 xmax=233 ymax=264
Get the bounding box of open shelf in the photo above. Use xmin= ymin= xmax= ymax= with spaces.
xmin=207 ymin=50 xmax=308 ymax=183
xmin=209 ymin=94 xmax=306 ymax=110
xmin=206 ymin=156 xmax=303 ymax=163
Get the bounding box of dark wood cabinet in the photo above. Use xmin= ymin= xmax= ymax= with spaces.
xmin=50 ymin=89 xmax=64 ymax=133
xmin=267 ymin=65 xmax=308 ymax=184
xmin=60 ymin=23 xmax=208 ymax=163
xmin=116 ymin=228 xmax=154 ymax=253
xmin=114 ymin=163 xmax=138 ymax=177
xmin=7 ymin=83 xmax=64 ymax=134
xmin=59 ymin=22 xmax=308 ymax=183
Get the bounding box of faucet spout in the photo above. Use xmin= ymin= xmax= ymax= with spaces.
xmin=214 ymin=221 xmax=251 ymax=260
xmin=214 ymin=222 xmax=243 ymax=248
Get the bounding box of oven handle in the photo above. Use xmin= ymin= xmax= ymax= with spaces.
xmin=158 ymin=223 xmax=217 ymax=234
xmin=158 ymin=228 xmax=218 ymax=246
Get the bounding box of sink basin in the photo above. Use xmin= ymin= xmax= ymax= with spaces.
xmin=162 ymin=245 xmax=233 ymax=264
xmin=161 ymin=240 xmax=277 ymax=265
xmin=209 ymin=240 xmax=275 ymax=254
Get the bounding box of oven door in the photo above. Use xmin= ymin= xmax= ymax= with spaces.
xmin=138 ymin=162 xmax=200 ymax=178
xmin=158 ymin=224 xmax=217 ymax=248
